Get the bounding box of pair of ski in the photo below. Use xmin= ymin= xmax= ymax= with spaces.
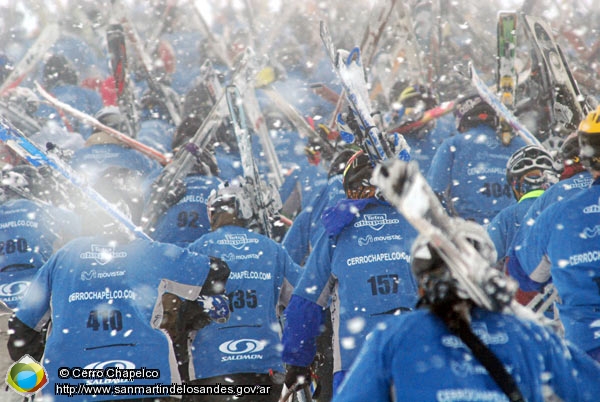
xmin=142 ymin=47 xmax=284 ymax=235
xmin=492 ymin=12 xmax=591 ymax=147
xmin=522 ymin=14 xmax=590 ymax=133
xmin=318 ymin=19 xmax=548 ymax=328
xmin=319 ymin=21 xmax=406 ymax=164
xmin=225 ymin=85 xmax=282 ymax=238
xmin=0 ymin=118 xmax=151 ymax=241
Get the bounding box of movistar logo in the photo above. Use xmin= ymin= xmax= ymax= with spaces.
xmin=80 ymin=269 xmax=126 ymax=281
xmin=583 ymin=225 xmax=600 ymax=239
xmin=358 ymin=234 xmax=404 ymax=246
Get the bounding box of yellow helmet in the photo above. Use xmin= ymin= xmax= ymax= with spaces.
xmin=397 ymin=84 xmax=438 ymax=109
xmin=577 ymin=105 xmax=600 ymax=170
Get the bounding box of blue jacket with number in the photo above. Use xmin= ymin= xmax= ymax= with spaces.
xmin=282 ymin=174 xmax=345 ymax=265
xmin=507 ymin=171 xmax=593 ymax=291
xmin=512 ymin=178 xmax=600 ymax=355
xmin=16 ymin=236 xmax=216 ymax=401
xmin=487 ymin=190 xmax=543 ymax=261
xmin=188 ymin=225 xmax=301 ymax=379
xmin=427 ymin=124 xmax=526 ymax=224
xmin=149 ymin=174 xmax=222 ymax=246
xmin=0 ymin=199 xmax=81 ymax=309
xmin=333 ymin=307 xmax=600 ymax=402
xmin=282 ymin=198 xmax=418 ymax=376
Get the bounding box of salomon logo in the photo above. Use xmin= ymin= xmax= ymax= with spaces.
xmin=0 ymin=281 xmax=29 ymax=297
xmin=218 ymin=339 xmax=265 ymax=355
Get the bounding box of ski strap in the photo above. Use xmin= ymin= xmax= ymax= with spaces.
xmin=438 ymin=311 xmax=525 ymax=402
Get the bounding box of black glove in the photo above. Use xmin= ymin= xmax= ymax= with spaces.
xmin=284 ymin=365 xmax=312 ymax=390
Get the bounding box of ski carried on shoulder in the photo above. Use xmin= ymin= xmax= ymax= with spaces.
xmin=0 ymin=118 xmax=151 ymax=240
xmin=226 ymin=85 xmax=281 ymax=238
xmin=0 ymin=23 xmax=60 ymax=95
xmin=120 ymin=17 xmax=182 ymax=126
xmin=0 ymin=100 xmax=42 ymax=136
xmin=496 ymin=11 xmax=518 ymax=144
xmin=141 ymin=55 xmax=250 ymax=233
xmin=468 ymin=63 xmax=541 ymax=147
xmin=325 ymin=0 xmax=397 ymax=132
xmin=371 ymin=159 xmax=545 ymax=322
xmin=522 ymin=14 xmax=590 ymax=132
xmin=320 ymin=21 xmax=409 ymax=163
xmin=35 ymin=81 xmax=169 ymax=165
xmin=260 ymin=86 xmax=336 ymax=159
xmin=106 ymin=22 xmax=140 ymax=137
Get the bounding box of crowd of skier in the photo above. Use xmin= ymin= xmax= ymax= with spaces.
xmin=0 ymin=1 xmax=600 ymax=401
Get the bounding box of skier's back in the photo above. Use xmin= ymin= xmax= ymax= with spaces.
xmin=186 ymin=178 xmax=302 ymax=401
xmin=427 ymin=93 xmax=526 ymax=224
xmin=333 ymin=221 xmax=600 ymax=402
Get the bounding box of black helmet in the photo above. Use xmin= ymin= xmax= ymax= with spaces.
xmin=183 ymin=81 xmax=217 ymax=121
xmin=342 ymin=150 xmax=376 ymax=199
xmin=43 ymin=54 xmax=78 ymax=90
xmin=328 ymin=148 xmax=357 ymax=178
xmin=559 ymin=132 xmax=581 ymax=163
xmin=184 ymin=143 xmax=219 ymax=176
xmin=454 ymin=93 xmax=498 ymax=133
xmin=506 ymin=145 xmax=557 ymax=199
xmin=140 ymin=87 xmax=182 ymax=124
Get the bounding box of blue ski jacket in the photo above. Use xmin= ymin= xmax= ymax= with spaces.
xmin=511 ymin=177 xmax=600 ymax=355
xmin=487 ymin=190 xmax=543 ymax=261
xmin=149 ymin=174 xmax=222 ymax=246
xmin=35 ymin=84 xmax=103 ymax=139
xmin=333 ymin=307 xmax=600 ymax=402
xmin=282 ymin=174 xmax=345 ymax=265
xmin=188 ymin=225 xmax=301 ymax=379
xmin=0 ymin=199 xmax=81 ymax=309
xmin=427 ymin=124 xmax=526 ymax=224
xmin=403 ymin=113 xmax=456 ymax=175
xmin=15 ymin=236 xmax=222 ymax=401
xmin=282 ymin=198 xmax=418 ymax=375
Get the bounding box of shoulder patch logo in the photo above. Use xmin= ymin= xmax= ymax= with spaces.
xmin=79 ymin=244 xmax=127 ymax=265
